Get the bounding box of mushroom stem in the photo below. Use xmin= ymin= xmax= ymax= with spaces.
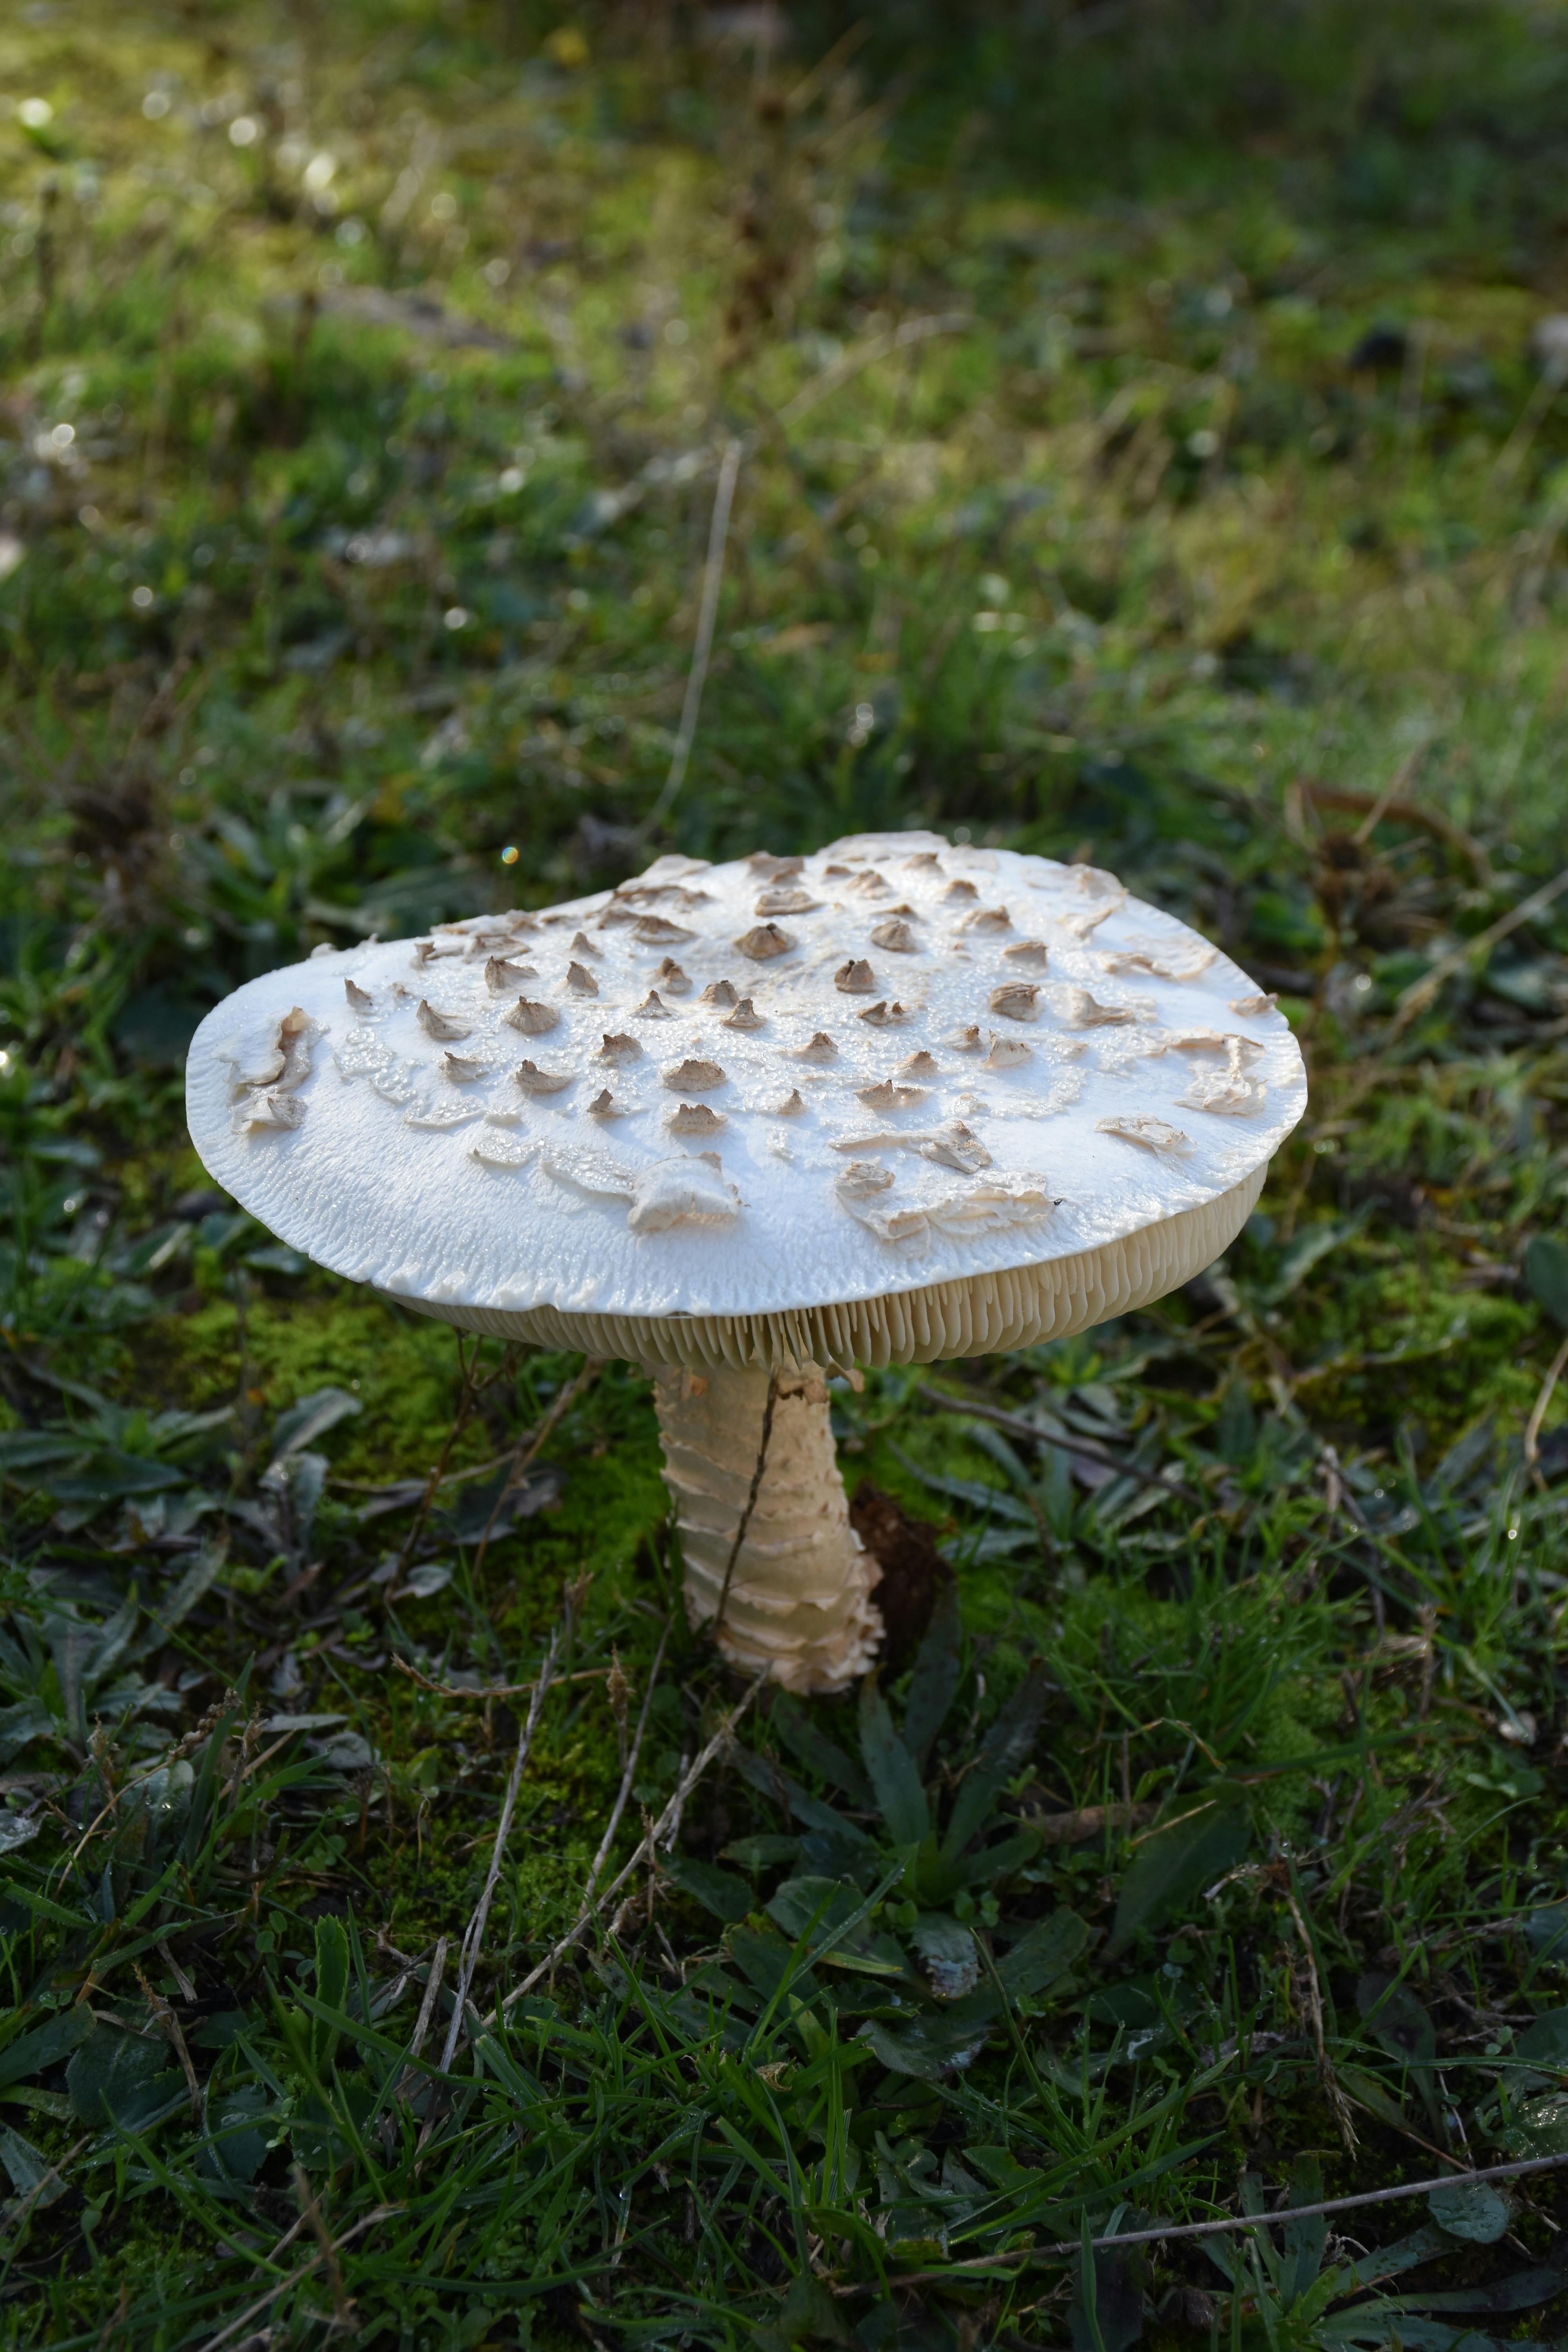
xmin=648 ymin=1361 xmax=882 ymax=1695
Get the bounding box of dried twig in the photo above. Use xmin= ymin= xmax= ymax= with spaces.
xmin=582 ymin=1628 xmax=669 ymax=1912
xmin=440 ymin=1619 xmax=565 ymax=2070
xmin=392 ymin=1658 xmax=606 ymax=1702
xmin=498 ymin=1665 xmax=769 ymax=2016
xmin=710 ymin=1372 xmax=779 ymax=1651
xmin=864 ymin=2149 xmax=1568 ymax=2289
xmin=290 ymin=2165 xmax=356 ymax=2332
xmin=192 ymin=2205 xmax=398 ymax=2352
xmin=472 ymin=1356 xmax=605 ymax=1581
xmin=1389 ymin=862 xmax=1568 ymax=1039
xmin=916 ymin=1384 xmax=1203 ymax=1509
xmin=1524 ymin=1332 xmax=1568 ymax=1480
xmin=637 ymin=437 xmax=742 ymax=840
xmin=135 ymin=1965 xmax=202 ymax=2123
xmin=1283 ymin=1884 xmax=1357 ymax=2156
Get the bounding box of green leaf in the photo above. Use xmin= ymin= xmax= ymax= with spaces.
xmin=311 ymin=1915 xmax=350 ymax=2072
xmin=720 ymin=1835 xmax=801 ymax=1871
xmin=1071 ymin=2212 xmax=1147 ymax=2352
xmin=1515 ymin=2009 xmax=1568 ymax=2067
xmin=994 ymin=1907 xmax=1092 ymax=2002
xmin=764 ymin=1877 xmax=909 ymax=1976
xmin=0 ymin=2007 xmax=92 ymax=2089
xmin=1107 ymin=1793 xmax=1249 ymax=1957
xmin=909 ymin=1913 xmax=980 ymax=1999
xmin=270 ymin=1386 xmax=362 ymax=1458
xmin=1428 ymin=2181 xmax=1511 ymax=2244
xmin=940 ymin=1663 xmax=1050 ymax=1862
xmin=722 ymin=1925 xmax=821 ymax=2009
xmin=661 ymin=1854 xmax=753 ymax=1924
xmin=1282 ymin=2156 xmax=1327 ymax=2304
xmin=770 ymin=1694 xmax=872 ymax=1806
xmin=857 ymin=1675 xmax=929 ymax=1848
xmin=196 ymin=2085 xmax=273 ymax=2186
xmin=65 ymin=2027 xmax=185 ymax=2131
xmin=0 ymin=2120 xmax=68 ymax=2205
xmin=1356 ymin=1972 xmax=1436 ymax=2069
xmin=902 ymin=1577 xmax=962 ymax=1773
xmin=855 ymin=2012 xmax=991 ymax=2079
xmin=1524 ymin=1233 xmax=1568 ymax=1331
xmin=0 ymin=1698 xmax=58 ymax=1765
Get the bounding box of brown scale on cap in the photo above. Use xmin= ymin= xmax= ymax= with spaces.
xmin=737 ymin=922 xmax=793 ymax=961
xmin=701 ymin=979 xmax=738 ymax=1008
xmin=835 ymin=958 xmax=876 ymax=994
xmin=565 ymin=961 xmax=599 ymax=996
xmin=1003 ymin=940 xmax=1049 ymax=970
xmin=984 ymin=1035 xmax=1032 ymax=1071
xmin=903 ymin=851 xmax=942 ymax=870
xmin=417 ymin=1000 xmax=471 ymax=1041
xmin=722 ymin=997 xmax=765 ymax=1031
xmin=776 ymin=1089 xmax=806 ymax=1116
xmin=345 ymin=977 xmax=373 ymax=1013
xmin=655 ymin=957 xmax=692 ymax=995
xmin=951 ymin=1024 xmax=983 ymax=1052
xmin=515 ymin=1060 xmax=573 ymax=1095
xmin=869 ymin=918 xmax=918 ymax=953
xmin=755 ymin=888 xmax=822 ymax=916
xmin=597 ymin=1033 xmax=642 ymax=1064
xmin=667 ymin=1102 xmax=725 ymax=1136
xmin=635 ymin=915 xmax=694 ymax=946
xmin=442 ymin=1052 xmax=488 ymax=1083
xmin=570 ymin=930 xmax=602 ymax=958
xmin=486 ymin=955 xmax=537 ymax=993
xmin=1231 ymin=991 xmax=1278 ymax=1016
xmin=748 ymin=852 xmax=803 ymax=879
xmin=858 ymin=1080 xmax=927 ymax=1111
xmin=943 ymin=879 xmax=979 ymax=903
xmin=792 ymin=1033 xmax=837 ymax=1062
xmin=858 ymin=1000 xmax=911 ymax=1026
xmin=900 ymin=1051 xmax=940 ymax=1078
xmin=587 ymin=1089 xmax=623 ymax=1117
xmin=962 ymin=906 xmax=1012 ymax=934
xmin=664 ymin=1058 xmax=726 ymax=1093
xmin=989 ymin=982 xmax=1040 ymax=1023
xmin=1065 ymin=988 xmax=1136 ymax=1027
xmin=1098 ymin=1114 xmax=1190 ymax=1154
xmin=847 ymin=870 xmax=890 ymax=898
xmin=506 ymin=998 xmax=560 ymax=1036
xmin=636 ymin=991 xmax=675 ymax=1018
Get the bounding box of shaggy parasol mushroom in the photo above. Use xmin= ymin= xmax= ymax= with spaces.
xmin=185 ymin=832 xmax=1306 ymax=1694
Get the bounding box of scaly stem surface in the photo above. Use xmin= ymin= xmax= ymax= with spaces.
xmin=648 ymin=1361 xmax=882 ymax=1694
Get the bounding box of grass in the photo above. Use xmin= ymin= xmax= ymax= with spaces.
xmin=0 ymin=0 xmax=1567 ymax=2342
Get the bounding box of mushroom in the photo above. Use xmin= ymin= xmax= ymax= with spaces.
xmin=185 ymin=829 xmax=1305 ymax=1697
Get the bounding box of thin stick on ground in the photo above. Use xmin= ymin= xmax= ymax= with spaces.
xmin=1524 ymin=1330 xmax=1568 ymax=1477
xmin=916 ymin=1383 xmax=1204 ymax=1508
xmin=498 ymin=1664 xmax=770 ymax=2015
xmin=192 ymin=2207 xmax=399 ymax=2352
xmin=440 ymin=1615 xmax=566 ymax=2070
xmin=1388 ymin=861 xmax=1568 ymax=1039
xmin=867 ymin=2150 xmax=1568 ymax=2289
xmin=472 ymin=1355 xmax=605 ymax=1583
xmin=637 ymin=436 xmax=742 ymax=840
xmin=581 ymin=1626 xmax=669 ymax=1913
xmin=710 ymin=1370 xmax=779 ymax=1651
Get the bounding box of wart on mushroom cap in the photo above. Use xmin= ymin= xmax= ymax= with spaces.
xmin=185 ymin=828 xmax=1307 ymax=1697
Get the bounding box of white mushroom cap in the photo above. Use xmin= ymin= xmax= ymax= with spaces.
xmin=185 ymin=835 xmax=1306 ymax=1368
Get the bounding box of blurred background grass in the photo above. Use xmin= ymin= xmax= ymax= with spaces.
xmin=0 ymin=3 xmax=1567 ymax=2345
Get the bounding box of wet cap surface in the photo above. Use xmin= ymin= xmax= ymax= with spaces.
xmin=185 ymin=833 xmax=1307 ymax=1325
